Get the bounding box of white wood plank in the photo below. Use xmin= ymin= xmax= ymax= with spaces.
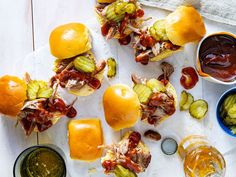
xmin=0 ymin=0 xmax=37 ymax=176
xmin=32 ymin=1 xmax=120 ymax=176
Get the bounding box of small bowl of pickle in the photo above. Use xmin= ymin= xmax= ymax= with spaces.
xmin=216 ymin=87 xmax=236 ymax=137
xmin=13 ymin=145 xmax=66 ymax=177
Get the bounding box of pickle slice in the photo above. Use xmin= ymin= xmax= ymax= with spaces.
xmin=38 ymin=87 xmax=53 ymax=99
xmin=179 ymin=91 xmax=188 ymax=110
xmin=106 ymin=1 xmax=126 ymax=22
xmin=27 ymin=80 xmax=53 ymax=100
xmin=228 ymin=104 xmax=236 ymax=119
xmin=107 ymin=57 xmax=117 ymax=78
xmin=149 ymin=19 xmax=169 ymax=41
xmin=230 ymin=126 xmax=236 ymax=134
xmin=106 ymin=1 xmax=136 ymax=22
xmin=133 ymin=84 xmax=152 ymax=103
xmin=189 ymin=99 xmax=208 ymax=119
xmin=224 ymin=94 xmax=236 ymax=112
xmin=27 ymin=80 xmax=40 ymax=100
xmin=180 ymin=91 xmax=194 ymax=111
xmin=124 ymin=3 xmax=136 ymax=14
xmin=114 ymin=165 xmax=137 ymax=177
xmin=223 ymin=116 xmax=236 ymax=126
xmin=73 ymin=56 xmax=95 ymax=73
xmin=146 ymin=79 xmax=166 ymax=92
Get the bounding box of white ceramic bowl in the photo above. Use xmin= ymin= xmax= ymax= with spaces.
xmin=196 ymin=32 xmax=236 ymax=85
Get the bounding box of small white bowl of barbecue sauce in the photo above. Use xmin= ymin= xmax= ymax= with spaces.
xmin=196 ymin=32 xmax=236 ymax=85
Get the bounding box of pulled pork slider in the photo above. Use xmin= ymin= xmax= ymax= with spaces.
xmin=0 ymin=74 xmax=77 ymax=135
xmin=133 ymin=5 xmax=206 ymax=64
xmin=95 ymin=0 xmax=145 ymax=45
xmin=50 ymin=23 xmax=106 ymax=96
xmin=132 ymin=68 xmax=177 ymax=125
xmin=101 ymin=131 xmax=151 ymax=176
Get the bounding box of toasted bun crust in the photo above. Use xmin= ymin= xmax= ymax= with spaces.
xmin=166 ymin=6 xmax=206 ymax=46
xmin=68 ymin=119 xmax=103 ymax=161
xmin=0 ymin=75 xmax=27 ymax=117
xmin=97 ymin=0 xmax=115 ymax=3
xmin=49 ymin=23 xmax=91 ymax=59
xmin=150 ymin=47 xmax=183 ymax=62
xmin=103 ymin=84 xmax=140 ymax=131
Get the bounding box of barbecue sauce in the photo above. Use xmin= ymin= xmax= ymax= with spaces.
xmin=199 ymin=34 xmax=236 ymax=82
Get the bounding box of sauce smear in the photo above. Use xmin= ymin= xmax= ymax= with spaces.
xmin=199 ymin=34 xmax=236 ymax=82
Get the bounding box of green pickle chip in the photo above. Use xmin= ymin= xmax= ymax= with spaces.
xmin=107 ymin=57 xmax=117 ymax=78
xmin=114 ymin=165 xmax=137 ymax=177
xmin=189 ymin=99 xmax=208 ymax=120
xmin=73 ymin=56 xmax=95 ymax=73
xmin=106 ymin=1 xmax=136 ymax=22
xmin=146 ymin=78 xmax=166 ymax=92
xmin=149 ymin=19 xmax=169 ymax=41
xmin=133 ymin=84 xmax=152 ymax=103
xmin=27 ymin=80 xmax=53 ymax=100
xmin=180 ymin=91 xmax=194 ymax=111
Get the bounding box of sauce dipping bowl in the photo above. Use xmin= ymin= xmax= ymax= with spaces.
xmin=196 ymin=32 xmax=236 ymax=85
xmin=216 ymin=87 xmax=236 ymax=137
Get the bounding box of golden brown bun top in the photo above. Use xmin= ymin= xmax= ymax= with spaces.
xmin=0 ymin=75 xmax=27 ymax=117
xmin=165 ymin=6 xmax=206 ymax=46
xmin=49 ymin=23 xmax=91 ymax=59
xmin=68 ymin=119 xmax=103 ymax=161
xmin=97 ymin=0 xmax=115 ymax=3
xmin=103 ymin=84 xmax=140 ymax=131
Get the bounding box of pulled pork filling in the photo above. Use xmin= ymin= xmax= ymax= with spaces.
xmin=50 ymin=52 xmax=106 ymax=91
xmin=132 ymin=30 xmax=181 ymax=65
xmin=141 ymin=91 xmax=176 ymax=125
xmin=96 ymin=0 xmax=144 ymax=45
xmin=102 ymin=131 xmax=151 ymax=174
xmin=18 ymin=97 xmax=77 ymax=136
xmin=132 ymin=62 xmax=176 ymax=125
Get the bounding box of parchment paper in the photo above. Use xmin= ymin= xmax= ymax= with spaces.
xmin=13 ymin=17 xmax=236 ymax=176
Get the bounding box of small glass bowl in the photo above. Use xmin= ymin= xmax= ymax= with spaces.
xmin=13 ymin=144 xmax=67 ymax=177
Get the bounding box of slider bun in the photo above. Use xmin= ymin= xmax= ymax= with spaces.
xmin=0 ymin=75 xmax=27 ymax=117
xmin=97 ymin=0 xmax=116 ymax=3
xmin=103 ymin=84 xmax=140 ymax=131
xmin=49 ymin=23 xmax=91 ymax=59
xmin=68 ymin=119 xmax=104 ymax=161
xmin=166 ymin=6 xmax=206 ymax=46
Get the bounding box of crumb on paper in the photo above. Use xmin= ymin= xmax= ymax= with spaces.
xmin=88 ymin=167 xmax=97 ymax=174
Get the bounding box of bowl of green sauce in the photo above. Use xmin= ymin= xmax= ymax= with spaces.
xmin=13 ymin=145 xmax=66 ymax=177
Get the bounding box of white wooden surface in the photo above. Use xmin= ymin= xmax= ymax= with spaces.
xmin=0 ymin=0 xmax=236 ymax=176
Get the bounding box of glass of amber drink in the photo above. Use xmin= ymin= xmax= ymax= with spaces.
xmin=178 ymin=135 xmax=226 ymax=177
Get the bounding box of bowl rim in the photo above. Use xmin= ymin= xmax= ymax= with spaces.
xmin=196 ymin=31 xmax=236 ymax=85
xmin=13 ymin=145 xmax=67 ymax=177
xmin=216 ymin=87 xmax=236 ymax=137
